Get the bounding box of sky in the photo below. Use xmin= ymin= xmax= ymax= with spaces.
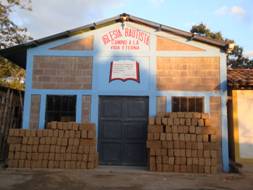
xmin=11 ymin=0 xmax=253 ymax=57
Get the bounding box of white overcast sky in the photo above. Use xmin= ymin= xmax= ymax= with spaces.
xmin=11 ymin=0 xmax=125 ymax=38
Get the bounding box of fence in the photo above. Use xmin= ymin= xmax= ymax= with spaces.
xmin=0 ymin=86 xmax=23 ymax=161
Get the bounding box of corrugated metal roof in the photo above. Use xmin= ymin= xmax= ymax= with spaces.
xmin=0 ymin=13 xmax=227 ymax=68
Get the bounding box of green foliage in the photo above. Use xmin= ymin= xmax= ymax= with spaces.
xmin=0 ymin=58 xmax=25 ymax=90
xmin=0 ymin=78 xmax=25 ymax=90
xmin=0 ymin=0 xmax=31 ymax=90
xmin=0 ymin=0 xmax=32 ymax=49
xmin=190 ymin=23 xmax=253 ymax=68
xmin=191 ymin=23 xmax=224 ymax=41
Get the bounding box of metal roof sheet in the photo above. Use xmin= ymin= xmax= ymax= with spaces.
xmin=0 ymin=13 xmax=227 ymax=68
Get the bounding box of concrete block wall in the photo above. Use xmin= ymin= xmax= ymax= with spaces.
xmin=32 ymin=56 xmax=93 ymax=89
xmin=82 ymin=96 xmax=91 ymax=123
xmin=156 ymin=96 xmax=167 ymax=115
xmin=156 ymin=57 xmax=220 ymax=91
xmin=210 ymin=96 xmax=222 ymax=170
xmin=29 ymin=95 xmax=41 ymax=129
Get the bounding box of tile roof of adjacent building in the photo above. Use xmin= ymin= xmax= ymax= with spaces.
xmin=0 ymin=13 xmax=228 ymax=68
xmin=227 ymin=69 xmax=253 ymax=89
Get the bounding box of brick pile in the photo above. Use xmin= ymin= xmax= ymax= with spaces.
xmin=7 ymin=122 xmax=98 ymax=169
xmin=147 ymin=112 xmax=219 ymax=173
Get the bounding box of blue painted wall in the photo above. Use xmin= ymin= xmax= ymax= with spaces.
xmin=22 ymin=22 xmax=229 ymax=172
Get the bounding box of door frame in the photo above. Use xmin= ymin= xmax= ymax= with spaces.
xmin=98 ymin=95 xmax=149 ymax=166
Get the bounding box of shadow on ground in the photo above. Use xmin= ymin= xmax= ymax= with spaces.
xmin=0 ymin=167 xmax=252 ymax=190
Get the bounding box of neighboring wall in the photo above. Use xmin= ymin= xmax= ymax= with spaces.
xmin=232 ymin=90 xmax=253 ymax=164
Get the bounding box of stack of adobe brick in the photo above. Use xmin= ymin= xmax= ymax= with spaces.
xmin=7 ymin=122 xmax=98 ymax=169
xmin=147 ymin=112 xmax=219 ymax=173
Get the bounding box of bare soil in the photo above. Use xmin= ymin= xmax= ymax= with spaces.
xmin=0 ymin=166 xmax=252 ymax=190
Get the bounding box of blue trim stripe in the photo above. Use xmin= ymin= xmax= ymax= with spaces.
xmin=76 ymin=94 xmax=82 ymax=123
xmin=39 ymin=94 xmax=46 ymax=129
xmin=22 ymin=51 xmax=33 ymax=129
xmin=91 ymin=95 xmax=99 ymax=140
xmin=149 ymin=96 xmax=156 ymax=116
xmin=220 ymin=53 xmax=229 ymax=172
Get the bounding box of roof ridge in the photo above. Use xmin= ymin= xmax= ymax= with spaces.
xmin=0 ymin=13 xmax=227 ymax=68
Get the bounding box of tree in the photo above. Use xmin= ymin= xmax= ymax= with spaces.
xmin=190 ymin=23 xmax=224 ymax=41
xmin=190 ymin=23 xmax=253 ymax=68
xmin=0 ymin=0 xmax=32 ymax=90
xmin=0 ymin=0 xmax=32 ymax=49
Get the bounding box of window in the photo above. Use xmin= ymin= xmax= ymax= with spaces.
xmin=172 ymin=97 xmax=204 ymax=112
xmin=46 ymin=95 xmax=76 ymax=124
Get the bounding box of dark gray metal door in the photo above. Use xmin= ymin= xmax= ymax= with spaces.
xmin=98 ymin=96 xmax=148 ymax=166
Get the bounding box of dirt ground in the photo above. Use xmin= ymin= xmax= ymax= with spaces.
xmin=0 ymin=166 xmax=252 ymax=190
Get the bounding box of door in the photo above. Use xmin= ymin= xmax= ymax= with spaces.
xmin=98 ymin=96 xmax=149 ymax=166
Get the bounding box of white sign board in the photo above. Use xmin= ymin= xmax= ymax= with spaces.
xmin=109 ymin=60 xmax=140 ymax=83
xmin=100 ymin=26 xmax=150 ymax=51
